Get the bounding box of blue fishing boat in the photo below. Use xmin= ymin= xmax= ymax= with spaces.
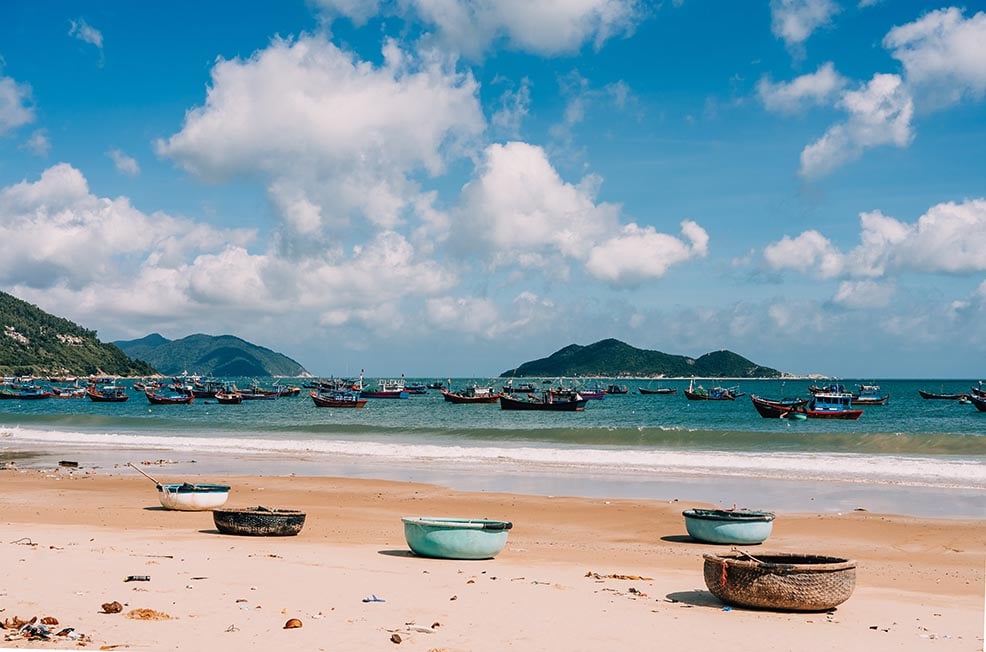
xmin=806 ymin=390 xmax=863 ymax=420
xmin=852 ymin=384 xmax=890 ymax=406
xmin=401 ymin=517 xmax=512 ymax=559
xmin=683 ymin=508 xmax=775 ymax=544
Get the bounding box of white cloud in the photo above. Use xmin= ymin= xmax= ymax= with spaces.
xmin=68 ymin=18 xmax=104 ymax=64
xmin=757 ymin=62 xmax=846 ymax=113
xmin=22 ymin=129 xmax=50 ymax=156
xmin=0 ymin=73 xmax=34 ymax=134
xmin=316 ymin=0 xmax=645 ymax=58
xmin=425 ymin=296 xmax=502 ymax=337
xmin=585 ymin=220 xmax=708 ymax=286
xmin=769 ymin=0 xmax=840 ymax=52
xmin=108 ymin=149 xmax=140 ymax=176
xmin=883 ymin=7 xmax=986 ymax=110
xmin=764 ymin=198 xmax=986 ymax=281
xmin=832 ymin=280 xmax=895 ymax=309
xmin=157 ymin=35 xmax=484 ymax=235
xmin=0 ymin=164 xmax=254 ymax=291
xmin=490 ymin=76 xmax=531 ymax=138
xmin=453 ymin=142 xmax=706 ymax=284
xmin=799 ymin=73 xmax=913 ymax=178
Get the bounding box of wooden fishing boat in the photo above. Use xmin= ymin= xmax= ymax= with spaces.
xmin=50 ymin=385 xmax=86 ymax=398
xmin=441 ymin=385 xmax=501 ymax=404
xmin=703 ymin=552 xmax=856 ymax=611
xmin=0 ymin=386 xmax=52 ymax=400
xmin=499 ymin=392 xmax=587 ymax=411
xmin=805 ymin=391 xmax=863 ymax=420
xmin=639 ymin=386 xmax=677 ymax=395
xmin=606 ymin=384 xmax=629 ymax=394
xmin=684 ymin=378 xmax=736 ymax=401
xmin=402 ymin=517 xmax=512 ymax=560
xmin=86 ymin=384 xmax=129 ymax=402
xmin=215 ymin=390 xmax=243 ymax=404
xmin=918 ymin=389 xmax=969 ymax=400
xmin=145 ymin=389 xmax=194 ymax=405
xmin=362 ymin=378 xmax=409 ymax=399
xmin=683 ymin=508 xmax=775 ymax=544
xmin=750 ymin=395 xmax=809 ymax=419
xmin=501 ymin=380 xmax=538 ymax=394
xmin=236 ymin=384 xmax=280 ymax=400
xmin=851 ymin=384 xmax=889 ymax=406
xmin=310 ymin=390 xmax=367 ymax=408
xmin=213 ymin=506 xmax=306 ymax=536
xmin=969 ymin=393 xmax=986 ymax=412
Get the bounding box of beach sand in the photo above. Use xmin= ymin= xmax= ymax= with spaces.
xmin=0 ymin=466 xmax=983 ymax=651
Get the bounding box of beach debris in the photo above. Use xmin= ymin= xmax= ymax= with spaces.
xmin=362 ymin=594 xmax=386 ymax=603
xmin=40 ymin=616 xmax=58 ymax=625
xmin=58 ymin=460 xmax=79 ymax=468
xmin=126 ymin=608 xmax=172 ymax=621
xmin=585 ymin=571 xmax=653 ymax=581
xmin=283 ymin=618 xmax=303 ymax=629
xmin=101 ymin=601 xmax=123 ymax=614
xmin=390 ymin=633 xmax=402 ymax=644
xmin=141 ymin=459 xmax=177 ymax=466
xmin=225 ymin=624 xmax=239 ymax=632
xmin=9 ymin=537 xmax=36 ymax=546
xmin=449 ymin=595 xmax=457 ymax=601
xmin=125 ymin=575 xmax=150 ymax=582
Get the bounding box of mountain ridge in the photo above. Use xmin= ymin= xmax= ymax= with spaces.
xmin=114 ymin=333 xmax=310 ymax=377
xmin=501 ymin=338 xmax=782 ymax=378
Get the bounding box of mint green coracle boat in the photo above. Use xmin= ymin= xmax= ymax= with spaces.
xmin=682 ymin=508 xmax=775 ymax=545
xmin=401 ymin=517 xmax=513 ymax=559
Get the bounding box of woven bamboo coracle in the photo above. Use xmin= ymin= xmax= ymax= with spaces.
xmin=212 ymin=506 xmax=306 ymax=536
xmin=703 ymin=552 xmax=856 ymax=611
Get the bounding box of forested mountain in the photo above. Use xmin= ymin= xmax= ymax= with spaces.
xmin=114 ymin=333 xmax=309 ymax=377
xmin=501 ymin=339 xmax=781 ymax=378
xmin=0 ymin=291 xmax=156 ymax=377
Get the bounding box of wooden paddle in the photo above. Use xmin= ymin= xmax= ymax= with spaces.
xmin=127 ymin=462 xmax=161 ymax=487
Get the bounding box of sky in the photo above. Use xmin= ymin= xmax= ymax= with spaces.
xmin=0 ymin=1 xmax=984 ymax=378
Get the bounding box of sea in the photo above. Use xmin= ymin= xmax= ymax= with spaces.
xmin=2 ymin=378 xmax=984 ymax=518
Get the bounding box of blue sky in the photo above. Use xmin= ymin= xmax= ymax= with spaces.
xmin=1 ymin=1 xmax=984 ymax=378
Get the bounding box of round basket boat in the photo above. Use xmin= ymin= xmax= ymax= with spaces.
xmin=212 ymin=506 xmax=306 ymax=537
xmin=402 ymin=517 xmax=512 ymax=560
xmin=157 ymin=483 xmax=231 ymax=511
xmin=683 ymin=508 xmax=775 ymax=544
xmin=703 ymin=552 xmax=856 ymax=611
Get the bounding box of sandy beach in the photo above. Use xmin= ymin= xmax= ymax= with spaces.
xmin=0 ymin=465 xmax=983 ymax=651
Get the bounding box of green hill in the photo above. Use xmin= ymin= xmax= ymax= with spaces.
xmin=0 ymin=291 xmax=157 ymax=377
xmin=114 ymin=333 xmax=310 ymax=377
xmin=501 ymin=338 xmax=781 ymax=378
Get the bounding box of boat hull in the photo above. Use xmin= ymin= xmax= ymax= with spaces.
xmin=442 ymin=390 xmax=501 ymax=404
xmin=499 ymin=395 xmax=587 ymax=411
xmin=157 ymin=483 xmax=230 ymax=511
xmin=918 ymin=390 xmax=969 ymax=400
xmin=213 ymin=507 xmax=306 ymax=536
xmin=970 ymin=394 xmax=986 ymax=412
xmin=311 ymin=391 xmax=367 ymax=408
xmin=86 ymin=388 xmax=129 ymax=402
xmin=639 ymin=387 xmax=676 ymax=395
xmin=683 ymin=509 xmax=775 ymax=545
xmin=402 ymin=517 xmax=512 ymax=560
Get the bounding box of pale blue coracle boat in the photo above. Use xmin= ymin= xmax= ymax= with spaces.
xmin=682 ymin=508 xmax=775 ymax=544
xmin=401 ymin=517 xmax=513 ymax=559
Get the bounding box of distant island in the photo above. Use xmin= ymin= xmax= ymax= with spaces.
xmin=0 ymin=290 xmax=155 ymax=377
xmin=501 ymin=339 xmax=782 ymax=378
xmin=114 ymin=333 xmax=310 ymax=378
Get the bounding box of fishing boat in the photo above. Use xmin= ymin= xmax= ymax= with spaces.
xmin=969 ymin=393 xmax=986 ymax=412
xmin=0 ymin=385 xmax=52 ymax=400
xmin=236 ymin=383 xmax=280 ymax=400
xmin=684 ymin=378 xmax=736 ymax=401
xmin=49 ymin=385 xmax=86 ymax=399
xmin=404 ymin=382 xmax=428 ymax=395
xmin=145 ymin=389 xmax=194 ymax=405
xmin=501 ymin=380 xmax=538 ymax=394
xmin=499 ymin=392 xmax=588 ymax=411
xmin=639 ymin=385 xmax=677 ymax=395
xmin=426 ymin=381 xmax=446 ymax=390
xmin=918 ymin=389 xmax=970 ymax=400
xmin=805 ymin=390 xmax=863 ymax=420
xmin=852 ymin=384 xmax=890 ymax=406
xmin=127 ymin=463 xmax=230 ymax=511
xmin=682 ymin=508 xmax=775 ymax=545
xmin=605 ymin=384 xmax=629 ymax=394
xmin=750 ymin=395 xmax=809 ymax=419
xmin=213 ymin=506 xmax=306 ymax=536
xmin=402 ymin=517 xmax=512 ymax=560
xmin=86 ymin=384 xmax=129 ymax=402
xmin=550 ymin=384 xmax=605 ymax=400
xmin=310 ymin=389 xmax=367 ymax=408
xmin=215 ymin=390 xmax=243 ymax=404
xmin=441 ymin=385 xmax=501 ymax=404
xmin=362 ymin=378 xmax=409 ymax=399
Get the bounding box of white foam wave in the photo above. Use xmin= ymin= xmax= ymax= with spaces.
xmin=3 ymin=425 xmax=983 ymax=489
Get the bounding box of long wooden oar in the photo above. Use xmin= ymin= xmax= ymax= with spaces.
xmin=127 ymin=462 xmax=161 ymax=487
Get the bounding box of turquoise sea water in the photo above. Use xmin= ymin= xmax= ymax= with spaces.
xmin=2 ymin=378 xmax=985 ymax=516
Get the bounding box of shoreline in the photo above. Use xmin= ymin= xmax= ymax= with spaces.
xmin=4 ymin=441 xmax=986 ymax=519
xmin=1 ymin=467 xmax=983 ymax=650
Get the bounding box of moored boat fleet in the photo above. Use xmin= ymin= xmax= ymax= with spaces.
xmin=3 ymin=374 xmax=986 ymax=417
